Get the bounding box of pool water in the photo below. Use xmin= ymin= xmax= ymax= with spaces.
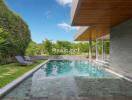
xmin=38 ymin=60 xmax=113 ymax=78
xmin=2 ymin=60 xmax=132 ymax=100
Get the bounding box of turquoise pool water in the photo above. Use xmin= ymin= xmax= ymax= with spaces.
xmin=39 ymin=60 xmax=113 ymax=78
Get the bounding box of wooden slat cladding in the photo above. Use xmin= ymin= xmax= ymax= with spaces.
xmin=75 ymin=25 xmax=110 ymax=41
xmin=72 ymin=0 xmax=132 ymax=27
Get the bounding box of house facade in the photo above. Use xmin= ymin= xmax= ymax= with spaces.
xmin=71 ymin=0 xmax=132 ymax=78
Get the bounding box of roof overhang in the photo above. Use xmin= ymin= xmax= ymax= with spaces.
xmin=71 ymin=0 xmax=132 ymax=27
xmin=75 ymin=25 xmax=110 ymax=41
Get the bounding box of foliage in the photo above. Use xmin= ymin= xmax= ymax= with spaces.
xmin=25 ymin=39 xmax=110 ymax=56
xmin=25 ymin=41 xmax=44 ymax=56
xmin=0 ymin=0 xmax=31 ymax=64
xmin=25 ymin=41 xmax=38 ymax=56
xmin=42 ymin=39 xmax=53 ymax=55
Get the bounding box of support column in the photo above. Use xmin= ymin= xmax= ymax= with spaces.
xmin=89 ymin=40 xmax=92 ymax=62
xmin=103 ymin=40 xmax=106 ymax=61
xmin=102 ymin=38 xmax=104 ymax=60
xmin=96 ymin=39 xmax=98 ymax=60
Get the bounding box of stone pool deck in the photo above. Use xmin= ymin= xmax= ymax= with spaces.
xmin=4 ymin=98 xmax=132 ymax=100
xmin=2 ymin=76 xmax=132 ymax=100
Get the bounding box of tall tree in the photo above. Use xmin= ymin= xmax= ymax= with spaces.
xmin=0 ymin=0 xmax=31 ymax=64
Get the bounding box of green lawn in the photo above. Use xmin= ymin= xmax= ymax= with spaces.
xmin=0 ymin=60 xmax=45 ymax=88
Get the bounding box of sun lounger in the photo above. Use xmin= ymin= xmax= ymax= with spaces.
xmin=15 ymin=56 xmax=33 ymax=65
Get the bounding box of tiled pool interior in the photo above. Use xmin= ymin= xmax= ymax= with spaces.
xmin=2 ymin=60 xmax=132 ymax=100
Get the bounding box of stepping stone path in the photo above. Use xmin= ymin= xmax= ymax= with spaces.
xmin=1 ymin=69 xmax=17 ymax=77
xmin=2 ymin=73 xmax=12 ymax=76
xmin=0 ymin=76 xmax=4 ymax=78
xmin=6 ymin=72 xmax=15 ymax=74
xmin=0 ymin=68 xmax=17 ymax=79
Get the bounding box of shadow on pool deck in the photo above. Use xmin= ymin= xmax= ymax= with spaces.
xmin=2 ymin=76 xmax=132 ymax=100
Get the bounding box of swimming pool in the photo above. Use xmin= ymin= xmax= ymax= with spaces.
xmin=2 ymin=60 xmax=132 ymax=100
xmin=38 ymin=60 xmax=114 ymax=78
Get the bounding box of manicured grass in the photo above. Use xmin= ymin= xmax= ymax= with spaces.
xmin=0 ymin=60 xmax=45 ymax=88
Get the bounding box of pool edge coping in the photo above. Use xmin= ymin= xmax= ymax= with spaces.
xmin=0 ymin=59 xmax=50 ymax=98
xmin=94 ymin=60 xmax=132 ymax=83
